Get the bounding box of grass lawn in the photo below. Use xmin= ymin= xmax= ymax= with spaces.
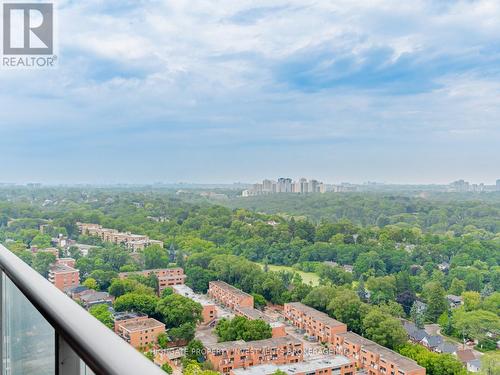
xmin=257 ymin=263 xmax=320 ymax=286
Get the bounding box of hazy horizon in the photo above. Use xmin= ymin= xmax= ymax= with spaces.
xmin=1 ymin=177 xmax=498 ymax=186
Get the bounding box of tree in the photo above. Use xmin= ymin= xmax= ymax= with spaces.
xmin=302 ymin=286 xmax=337 ymax=312
xmin=114 ymin=293 xmax=159 ymax=316
xmin=186 ymin=266 xmax=217 ymax=293
xmin=156 ymin=294 xmax=202 ymax=328
xmin=252 ymin=293 xmax=267 ymax=309
xmin=186 ymin=339 xmax=205 ymax=362
xmin=379 ymin=301 xmax=405 ymax=318
xmin=31 ymin=233 xmax=52 ymax=248
xmin=366 ymin=276 xmax=396 ymax=304
xmin=327 ymin=289 xmax=368 ymax=334
xmin=362 ymin=308 xmax=407 ymax=349
xmin=83 ymin=277 xmax=99 ymax=290
xmin=168 ymin=322 xmax=196 ymax=343
xmin=88 ymin=270 xmax=118 ymax=290
xmin=425 ymin=282 xmax=447 ymax=322
xmin=449 ymin=278 xmax=465 ymax=296
xmin=183 ymin=362 xmax=219 ymax=375
xmin=215 ymin=316 xmax=272 ymax=342
xmin=161 ymin=287 xmax=174 ymax=298
xmin=482 ymin=292 xmax=500 ymax=315
xmin=32 ymin=252 xmax=56 ymax=277
xmin=452 ymin=308 xmax=500 ymax=341
xmin=161 ymin=363 xmax=173 ymax=374
xmin=89 ymin=304 xmax=113 ymax=329
xmin=357 ymin=276 xmax=368 ymax=302
xmin=143 ymin=245 xmax=169 ymax=269
xmin=398 ymin=343 xmax=467 ymax=375
xmin=318 ymin=264 xmax=353 ymax=286
xmin=395 ymin=272 xmax=416 ymax=315
xmin=480 ymin=351 xmax=500 ymax=375
xmin=108 ymin=278 xmax=155 ymax=297
xmin=462 ymin=291 xmax=481 ymax=311
xmin=157 ymin=332 xmax=169 ymax=349
xmin=410 ymin=302 xmax=425 ymax=329
xmin=354 ymin=251 xmax=386 ymax=277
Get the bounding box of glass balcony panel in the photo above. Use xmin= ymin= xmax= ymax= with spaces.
xmin=2 ymin=273 xmax=55 ymax=375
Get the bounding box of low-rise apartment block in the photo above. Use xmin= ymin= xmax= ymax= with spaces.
xmin=230 ymin=356 xmax=356 ymax=375
xmin=56 ymin=257 xmax=76 ymax=268
xmin=172 ymin=284 xmax=217 ymax=324
xmin=208 ymin=281 xmax=254 ymax=310
xmin=77 ymin=222 xmax=164 ymax=251
xmin=116 ymin=317 xmax=165 ymax=349
xmin=119 ymin=268 xmax=186 ymax=293
xmin=333 ymin=332 xmax=425 ymax=375
xmin=48 ymin=264 xmax=80 ymax=291
xmin=284 ymin=302 xmax=347 ymax=343
xmin=113 ymin=311 xmax=149 ymax=333
xmin=235 ymin=306 xmax=286 ymax=338
xmin=206 ymin=336 xmax=304 ymax=375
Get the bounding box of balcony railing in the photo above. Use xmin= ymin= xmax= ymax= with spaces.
xmin=0 ymin=244 xmax=165 ymax=375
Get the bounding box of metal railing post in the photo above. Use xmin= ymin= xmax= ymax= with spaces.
xmin=57 ymin=334 xmax=81 ymax=375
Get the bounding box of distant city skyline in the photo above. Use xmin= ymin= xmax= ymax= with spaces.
xmin=1 ymin=177 xmax=499 ymax=189
xmin=1 ymin=1 xmax=499 ymax=184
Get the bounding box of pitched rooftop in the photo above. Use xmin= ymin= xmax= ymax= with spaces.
xmin=286 ymin=302 xmax=345 ymax=327
xmin=210 ymin=280 xmax=252 ymax=298
xmin=337 ymin=332 xmax=424 ymax=372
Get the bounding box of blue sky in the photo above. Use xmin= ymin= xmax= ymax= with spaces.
xmin=1 ymin=0 xmax=500 ymax=184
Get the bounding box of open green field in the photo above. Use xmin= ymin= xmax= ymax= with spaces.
xmin=257 ymin=263 xmax=320 ymax=286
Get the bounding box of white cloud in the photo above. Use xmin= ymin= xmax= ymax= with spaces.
xmin=1 ymin=0 xmax=499 ymax=183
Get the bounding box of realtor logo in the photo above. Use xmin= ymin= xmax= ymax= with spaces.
xmin=3 ymin=3 xmax=53 ymax=54
xmin=1 ymin=2 xmax=57 ymax=67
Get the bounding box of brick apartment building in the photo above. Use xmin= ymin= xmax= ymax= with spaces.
xmin=56 ymin=257 xmax=76 ymax=268
xmin=119 ymin=268 xmax=186 ymax=294
xmin=116 ymin=317 xmax=165 ymax=349
xmin=205 ymin=336 xmax=304 ymax=375
xmin=48 ymin=264 xmax=80 ymax=291
xmin=172 ymin=284 xmax=217 ymax=324
xmin=284 ymin=302 xmax=347 ymax=343
xmin=235 ymin=306 xmax=286 ymax=338
xmin=113 ymin=312 xmax=149 ymax=333
xmin=77 ymin=222 xmax=164 ymax=251
xmin=284 ymin=303 xmax=425 ymax=374
xmin=333 ymin=332 xmax=425 ymax=375
xmin=230 ymin=356 xmax=356 ymax=375
xmin=208 ymin=281 xmax=254 ymax=310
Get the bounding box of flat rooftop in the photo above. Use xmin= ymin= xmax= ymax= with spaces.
xmin=231 ymin=356 xmax=352 ymax=375
xmin=119 ymin=318 xmax=165 ymax=332
xmin=172 ymin=284 xmax=214 ymax=306
xmin=285 ymin=302 xmax=345 ymax=327
xmin=118 ymin=268 xmax=184 ymax=277
xmin=80 ymin=291 xmax=112 ymax=303
xmin=235 ymin=306 xmax=284 ymax=328
xmin=206 ymin=336 xmax=301 ymax=351
xmin=50 ymin=264 xmax=78 ymax=273
xmin=114 ymin=311 xmax=147 ymax=321
xmin=209 ymin=281 xmax=252 ymax=299
xmin=337 ymin=332 xmax=424 ymax=372
xmin=236 ymin=306 xmax=267 ymax=320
